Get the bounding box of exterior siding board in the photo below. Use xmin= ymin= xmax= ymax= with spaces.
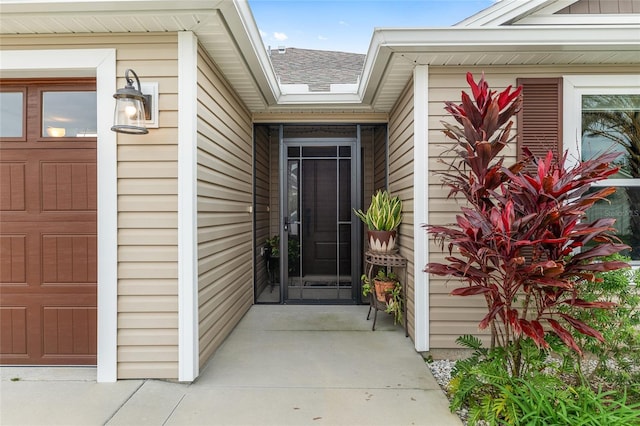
xmin=196 ymin=47 xmax=253 ymax=368
xmin=388 ymin=79 xmax=416 ymax=339
xmin=373 ymin=128 xmax=387 ymax=191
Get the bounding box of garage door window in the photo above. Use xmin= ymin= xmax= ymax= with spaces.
xmin=42 ymin=91 xmax=97 ymax=138
xmin=0 ymin=91 xmax=25 ymax=138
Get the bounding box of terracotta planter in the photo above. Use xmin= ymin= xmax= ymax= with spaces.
xmin=374 ymin=279 xmax=396 ymax=303
xmin=367 ymin=230 xmax=397 ymax=253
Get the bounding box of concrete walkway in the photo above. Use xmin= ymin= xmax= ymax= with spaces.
xmin=0 ymin=305 xmax=461 ymax=426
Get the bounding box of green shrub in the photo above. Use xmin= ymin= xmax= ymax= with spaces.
xmin=449 ymin=335 xmax=640 ymax=426
xmin=560 ymin=253 xmax=640 ymax=401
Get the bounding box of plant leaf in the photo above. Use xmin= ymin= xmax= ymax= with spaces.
xmin=557 ymin=313 xmax=605 ymax=342
xmin=547 ymin=318 xmax=582 ymax=355
xmin=451 ymin=286 xmax=491 ymax=296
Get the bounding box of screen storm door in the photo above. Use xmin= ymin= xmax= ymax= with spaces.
xmin=280 ymin=140 xmax=359 ymax=302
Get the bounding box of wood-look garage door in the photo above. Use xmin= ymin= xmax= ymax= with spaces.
xmin=0 ymin=79 xmax=97 ymax=365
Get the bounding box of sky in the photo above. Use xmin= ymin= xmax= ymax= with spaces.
xmin=248 ymin=0 xmax=497 ymax=54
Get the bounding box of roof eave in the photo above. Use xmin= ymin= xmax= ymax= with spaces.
xmin=370 ymin=25 xmax=640 ymax=49
xmin=359 ymin=25 xmax=640 ymax=109
xmin=218 ymin=0 xmax=280 ymax=105
xmin=455 ymin=0 xmax=560 ymax=27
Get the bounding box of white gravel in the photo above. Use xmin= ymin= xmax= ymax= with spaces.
xmin=426 ymin=360 xmax=471 ymax=424
xmin=427 ymin=359 xmax=456 ymax=390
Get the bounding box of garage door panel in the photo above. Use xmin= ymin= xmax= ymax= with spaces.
xmin=1 ymin=293 xmax=96 ymax=363
xmin=0 ymin=234 xmax=26 ymax=283
xmin=42 ymin=234 xmax=97 ymax=284
xmin=42 ymin=306 xmax=97 ymax=356
xmin=41 ymin=162 xmax=97 ymax=212
xmin=0 ymin=162 xmax=26 ymax=211
xmin=0 ymin=306 xmax=28 ymax=356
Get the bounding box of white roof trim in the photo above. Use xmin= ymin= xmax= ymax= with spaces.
xmin=0 ymin=0 xmax=226 ymax=13
xmin=456 ymin=0 xmax=560 ymax=27
xmin=277 ymin=92 xmax=364 ymax=105
xmin=369 ymin=25 xmax=640 ymax=49
xmin=220 ymin=0 xmax=281 ymax=103
xmin=514 ymin=14 xmax=640 ymax=25
xmin=358 ymin=25 xmax=640 ymax=107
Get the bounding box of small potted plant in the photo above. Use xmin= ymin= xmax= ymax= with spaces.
xmin=361 ymin=268 xmax=396 ymax=302
xmin=361 ymin=268 xmax=403 ymax=325
xmin=353 ymin=189 xmax=402 ymax=252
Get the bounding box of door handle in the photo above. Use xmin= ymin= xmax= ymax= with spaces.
xmin=284 ymin=217 xmax=289 ymax=232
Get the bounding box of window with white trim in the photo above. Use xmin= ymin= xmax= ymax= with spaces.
xmin=564 ymin=76 xmax=640 ymax=264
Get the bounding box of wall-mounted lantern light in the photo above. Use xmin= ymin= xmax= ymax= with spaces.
xmin=111 ymin=68 xmax=150 ymax=135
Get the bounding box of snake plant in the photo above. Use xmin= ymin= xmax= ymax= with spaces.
xmin=353 ymin=189 xmax=402 ymax=231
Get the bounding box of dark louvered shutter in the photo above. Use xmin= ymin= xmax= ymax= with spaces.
xmin=516 ymin=78 xmax=563 ymax=165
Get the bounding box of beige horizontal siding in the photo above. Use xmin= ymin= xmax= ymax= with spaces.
xmin=117 ymin=313 xmax=178 ymax=328
xmin=117 ymin=145 xmax=177 ymax=161
xmin=112 ymin=33 xmax=180 ymax=378
xmin=116 ymin=128 xmax=178 ymax=145
xmin=119 ymin=195 xmax=177 ymax=212
xmin=118 ymin=179 xmax=177 ymax=195
xmin=118 ymin=212 xmax=177 ymax=229
xmin=426 ymin=64 xmax=639 ymax=350
xmin=196 ymin=46 xmax=254 ymax=368
xmin=118 ymin=262 xmax=177 ymax=279
xmin=117 ymin=362 xmax=177 ymax=379
xmin=118 ymin=162 xmax=177 ymax=178
xmin=198 ymin=212 xmax=251 ymax=227
xmin=118 ymin=295 xmax=177 ymax=312
xmin=118 ymin=246 xmax=178 ymax=262
xmin=388 ymin=79 xmax=416 ymax=339
xmin=373 ymin=126 xmax=387 ymax=191
xmin=117 ymin=346 xmax=179 ymax=363
xmin=118 ymin=280 xmax=177 ymax=296
xmin=118 ymin=228 xmax=176 ymax=245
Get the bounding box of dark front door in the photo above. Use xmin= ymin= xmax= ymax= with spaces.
xmin=282 ymin=142 xmax=357 ymax=302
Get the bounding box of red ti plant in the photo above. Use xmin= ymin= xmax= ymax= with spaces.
xmin=425 ymin=72 xmax=630 ymax=377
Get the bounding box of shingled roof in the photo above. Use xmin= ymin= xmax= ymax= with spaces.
xmin=268 ymin=47 xmax=365 ymax=92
